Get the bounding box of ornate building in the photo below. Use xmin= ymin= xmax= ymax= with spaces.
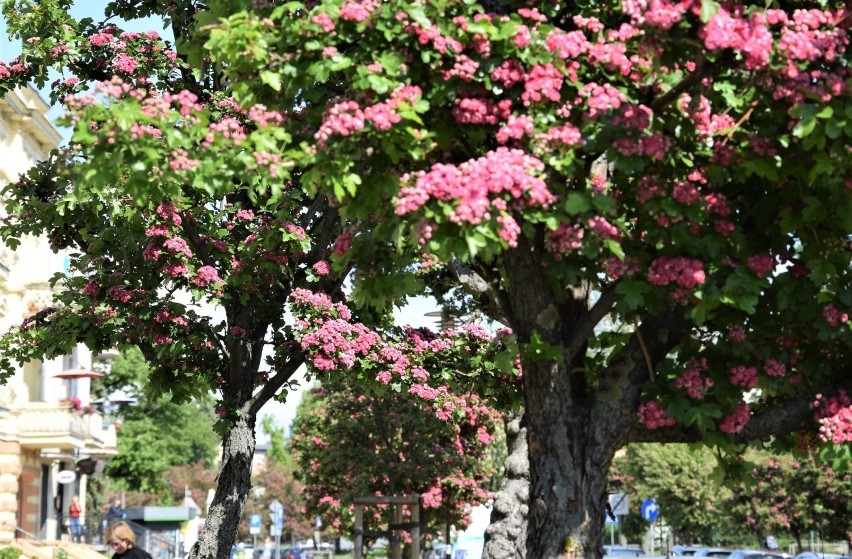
xmin=0 ymin=87 xmax=117 ymax=543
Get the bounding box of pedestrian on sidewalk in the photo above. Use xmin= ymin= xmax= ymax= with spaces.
xmin=69 ymin=496 xmax=83 ymax=543
xmin=105 ymin=521 xmax=153 ymax=559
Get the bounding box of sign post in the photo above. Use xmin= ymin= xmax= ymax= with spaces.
xmin=606 ymin=493 xmax=629 ymax=547
xmin=641 ymin=499 xmax=660 ymax=556
xmin=249 ymin=513 xmax=262 ymax=549
xmin=269 ymin=500 xmax=284 ymax=559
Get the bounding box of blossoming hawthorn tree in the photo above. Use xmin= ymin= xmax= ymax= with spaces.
xmin=0 ymin=1 xmax=512 ymax=558
xmin=188 ymin=0 xmax=850 ymax=557
xmin=288 ymin=321 xmax=505 ymax=543
xmin=1 ymin=0 xmax=851 ymax=558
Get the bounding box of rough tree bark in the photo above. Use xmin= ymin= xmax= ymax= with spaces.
xmin=483 ymin=410 xmax=529 ymax=559
xmin=191 ymin=415 xmax=257 ymax=559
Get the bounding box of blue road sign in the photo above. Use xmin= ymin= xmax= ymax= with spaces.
xmin=249 ymin=514 xmax=262 ymax=528
xmin=641 ymin=498 xmax=659 ymax=522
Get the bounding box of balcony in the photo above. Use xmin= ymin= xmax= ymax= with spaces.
xmin=15 ymin=403 xmax=117 ymax=455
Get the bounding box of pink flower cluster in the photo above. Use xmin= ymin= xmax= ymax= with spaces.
xmin=579 ymin=82 xmax=627 ymax=117
xmin=622 ymin=0 xmax=690 ymax=30
xmin=763 ymin=358 xmax=786 ymax=377
xmin=522 ymin=64 xmax=563 ymax=106
xmin=537 ymin=123 xmax=584 ymax=147
xmin=702 ymin=10 xmax=773 ymax=69
xmin=818 ymin=407 xmax=852 ymax=444
xmin=496 ymin=114 xmax=535 ymax=144
xmin=638 ymin=400 xmax=677 ymax=429
xmin=822 ymin=304 xmax=849 ymax=327
xmin=452 ymin=97 xmax=512 ymax=125
xmin=546 ymin=223 xmax=584 ymax=258
xmin=315 ymin=100 xmax=365 ymax=147
xmin=395 ymin=148 xmax=554 ymax=247
xmin=338 ymin=0 xmax=379 ymax=22
xmin=681 ymin=94 xmax=736 ymax=137
xmin=400 ymin=15 xmax=463 ymax=55
xmin=546 ymin=29 xmax=589 ymax=59
xmin=747 ymin=254 xmax=775 ymax=278
xmin=814 ymin=391 xmax=852 ymax=444
xmin=720 ymin=401 xmax=751 ymax=434
xmin=647 ymin=257 xmax=706 ymax=288
xmin=192 ymin=265 xmax=222 ymax=287
xmin=613 ymin=131 xmax=672 ymax=160
xmin=729 ymin=365 xmax=759 ymax=389
xmin=490 ymin=59 xmax=524 ymax=88
xmin=675 ymin=358 xmax=713 ymax=399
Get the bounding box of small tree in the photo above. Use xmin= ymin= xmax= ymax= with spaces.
xmin=290 ymin=372 xmax=501 ymax=541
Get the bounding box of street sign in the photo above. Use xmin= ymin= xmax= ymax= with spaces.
xmin=249 ymin=513 xmax=261 ymax=535
xmin=57 ymin=470 xmax=76 ymax=484
xmin=268 ymin=500 xmax=284 ymax=536
xmin=641 ymin=498 xmax=659 ymax=522
xmin=608 ymin=492 xmax=629 ymax=517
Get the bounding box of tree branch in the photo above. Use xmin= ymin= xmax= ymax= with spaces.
xmin=566 ymin=282 xmax=620 ymax=359
xmin=447 ymin=258 xmax=510 ymax=325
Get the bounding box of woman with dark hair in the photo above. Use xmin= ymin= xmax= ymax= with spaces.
xmin=104 ymin=521 xmax=153 ymax=559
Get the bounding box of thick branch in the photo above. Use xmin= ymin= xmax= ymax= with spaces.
xmin=650 ymin=51 xmax=711 ymax=112
xmin=565 ymin=283 xmax=620 ymax=359
xmin=246 ymin=351 xmax=305 ymax=417
xmin=447 ymin=258 xmax=510 ymax=325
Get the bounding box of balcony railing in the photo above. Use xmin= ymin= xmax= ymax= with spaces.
xmin=16 ymin=403 xmax=117 ymax=453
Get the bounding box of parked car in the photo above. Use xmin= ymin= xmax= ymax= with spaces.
xmin=693 ymin=548 xmax=734 ymax=558
xmin=727 ymin=549 xmax=791 ymax=559
xmin=672 ymin=547 xmax=701 ymax=556
xmin=794 ymin=553 xmax=852 ymax=559
xmin=603 ymin=546 xmax=644 ymax=557
xmin=277 ymin=547 xmax=308 ymax=559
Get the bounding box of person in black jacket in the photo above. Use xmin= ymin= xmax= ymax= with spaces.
xmin=105 ymin=521 xmax=153 ymax=559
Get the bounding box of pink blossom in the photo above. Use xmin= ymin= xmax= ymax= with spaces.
xmin=192 ymin=266 xmax=222 ymax=287
xmin=729 ymin=365 xmax=758 ymax=389
xmin=113 ymin=53 xmax=138 ymax=74
xmin=311 ymin=13 xmax=335 ymax=32
xmin=747 ymin=254 xmax=775 ymax=278
xmin=522 ymin=64 xmax=563 ymax=106
xmin=647 ymin=257 xmax=705 ymax=289
xmin=395 ymin=148 xmax=554 ymax=247
xmin=312 ymin=261 xmax=331 ymax=276
xmin=163 ymin=237 xmax=193 ymax=257
xmin=720 ymin=402 xmax=751 ymax=434
xmin=88 ymin=33 xmax=114 ymax=47
xmin=822 ymin=304 xmax=849 ymax=327
xmin=638 ymin=400 xmax=677 ymax=429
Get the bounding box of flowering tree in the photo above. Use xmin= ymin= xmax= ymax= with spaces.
xmin=1 ymin=0 xmax=851 ymax=558
xmin=611 ymin=444 xmax=734 ymax=545
xmin=730 ymin=455 xmax=852 ymax=549
xmin=289 ymin=329 xmax=503 ymax=544
xmin=192 ymin=0 xmax=850 ymax=557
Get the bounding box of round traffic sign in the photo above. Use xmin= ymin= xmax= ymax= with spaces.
xmin=641 ymin=498 xmax=659 ymax=522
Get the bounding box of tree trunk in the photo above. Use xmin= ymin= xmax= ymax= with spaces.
xmin=189 ymin=415 xmax=257 ymax=559
xmin=483 ymin=409 xmax=529 ymax=559
xmin=523 ymin=359 xmax=616 ymax=559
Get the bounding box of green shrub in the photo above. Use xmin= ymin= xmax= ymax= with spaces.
xmin=0 ymin=547 xmax=22 ymax=559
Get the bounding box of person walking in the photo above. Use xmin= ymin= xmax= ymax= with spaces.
xmin=69 ymin=496 xmax=83 ymax=543
xmin=106 ymin=498 xmax=124 ymax=525
xmin=105 ymin=521 xmax=153 ymax=559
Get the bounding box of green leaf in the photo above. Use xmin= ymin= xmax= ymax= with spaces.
xmin=260 ymin=70 xmax=282 ymax=91
xmin=564 ymin=193 xmax=590 ymax=215
xmin=700 ymin=0 xmax=720 ymax=22
xmin=524 ymin=331 xmax=565 ymax=363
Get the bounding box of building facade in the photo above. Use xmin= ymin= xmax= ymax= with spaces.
xmin=0 ymin=87 xmax=117 ymax=543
